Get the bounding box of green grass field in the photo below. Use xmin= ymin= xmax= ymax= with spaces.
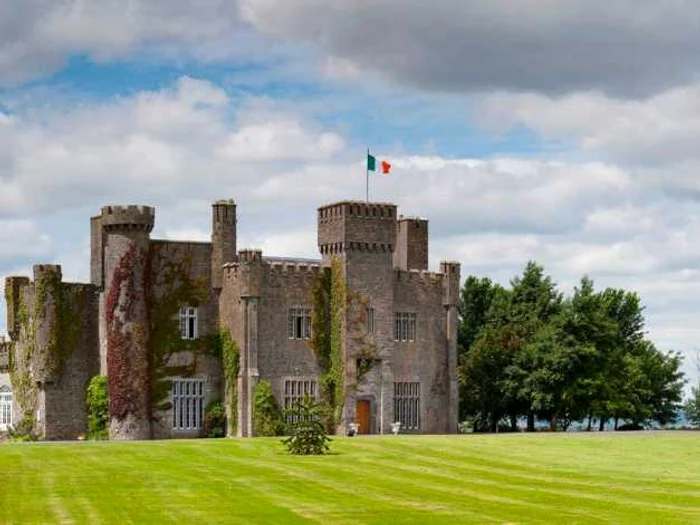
xmin=1 ymin=433 xmax=700 ymax=524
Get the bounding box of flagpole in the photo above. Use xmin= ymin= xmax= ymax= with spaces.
xmin=366 ymin=148 xmax=369 ymax=203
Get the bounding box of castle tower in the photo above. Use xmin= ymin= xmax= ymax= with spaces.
xmin=317 ymin=201 xmax=397 ymax=434
xmin=440 ymin=261 xmax=461 ymax=434
xmin=211 ymin=200 xmax=237 ymax=289
xmin=394 ymin=217 xmax=429 ymax=271
xmin=100 ymin=205 xmax=154 ymax=440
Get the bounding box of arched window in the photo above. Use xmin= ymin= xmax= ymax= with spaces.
xmin=0 ymin=385 xmax=12 ymax=430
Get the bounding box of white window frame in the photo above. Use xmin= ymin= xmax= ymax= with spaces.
xmin=0 ymin=388 xmax=12 ymax=430
xmin=288 ymin=306 xmax=311 ymax=340
xmin=179 ymin=307 xmax=198 ymax=340
xmin=394 ymin=382 xmax=420 ymax=431
xmin=284 ymin=379 xmax=317 ymax=423
xmin=172 ymin=377 xmax=205 ymax=430
xmin=394 ymin=312 xmax=416 ymax=342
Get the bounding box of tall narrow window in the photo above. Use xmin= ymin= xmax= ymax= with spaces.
xmin=284 ymin=379 xmax=317 ymax=423
xmin=394 ymin=382 xmax=420 ymax=431
xmin=288 ymin=307 xmax=311 ymax=340
xmin=366 ymin=307 xmax=375 ymax=333
xmin=0 ymin=388 xmax=12 ymax=430
xmin=394 ymin=312 xmax=416 ymax=341
xmin=172 ymin=378 xmax=205 ymax=430
xmin=179 ymin=307 xmax=198 ymax=340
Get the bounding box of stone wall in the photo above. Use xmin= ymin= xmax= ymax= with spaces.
xmin=393 ymin=270 xmax=449 ymax=433
xmin=43 ymin=282 xmax=99 ymax=440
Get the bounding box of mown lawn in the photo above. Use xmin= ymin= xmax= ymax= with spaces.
xmin=1 ymin=432 xmax=700 ymax=524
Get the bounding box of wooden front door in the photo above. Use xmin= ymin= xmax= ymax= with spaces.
xmin=356 ymin=399 xmax=371 ymax=434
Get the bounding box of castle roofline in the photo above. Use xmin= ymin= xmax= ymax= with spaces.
xmin=318 ymin=200 xmax=397 ymax=210
xmin=398 ymin=215 xmax=428 ymax=221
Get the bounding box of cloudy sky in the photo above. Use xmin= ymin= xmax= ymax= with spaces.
xmin=1 ymin=1 xmax=699 ymax=388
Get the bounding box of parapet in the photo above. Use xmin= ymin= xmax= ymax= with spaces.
xmin=100 ymin=205 xmax=155 ymax=233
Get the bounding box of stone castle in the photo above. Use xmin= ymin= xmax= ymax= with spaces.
xmin=2 ymin=200 xmax=460 ymax=440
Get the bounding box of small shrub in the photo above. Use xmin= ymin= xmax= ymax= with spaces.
xmin=203 ymin=401 xmax=226 ymax=438
xmin=254 ymin=380 xmax=285 ymax=437
xmin=7 ymin=415 xmax=38 ymax=441
xmin=86 ymin=375 xmax=109 ymax=440
xmin=282 ymin=395 xmax=331 ymax=455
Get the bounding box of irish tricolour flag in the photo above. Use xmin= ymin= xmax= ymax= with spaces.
xmin=367 ymin=152 xmax=391 ymax=175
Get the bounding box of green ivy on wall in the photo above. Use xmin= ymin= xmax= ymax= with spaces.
xmin=146 ymin=253 xmax=211 ymax=416
xmin=9 ymin=291 xmax=36 ymax=435
xmin=219 ymin=331 xmax=240 ymax=436
xmin=309 ymin=256 xmax=378 ymax=432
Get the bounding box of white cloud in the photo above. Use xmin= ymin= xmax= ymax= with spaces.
xmin=0 ymin=77 xmax=346 ymax=217
xmin=479 ymin=83 xmax=700 ymax=167
xmin=0 ymin=219 xmax=52 ymax=262
xmin=218 ymin=118 xmax=344 ymax=162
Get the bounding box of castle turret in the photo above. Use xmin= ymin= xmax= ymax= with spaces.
xmin=234 ymin=249 xmax=263 ymax=437
xmin=211 ymin=200 xmax=237 ymax=289
xmin=101 ymin=205 xmax=154 ymax=440
xmin=32 ymin=265 xmax=62 ymax=383
xmin=440 ymin=260 xmax=461 ymax=434
xmin=394 ymin=217 xmax=429 ymax=271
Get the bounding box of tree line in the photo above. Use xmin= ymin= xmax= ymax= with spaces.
xmin=458 ymin=262 xmax=685 ymax=432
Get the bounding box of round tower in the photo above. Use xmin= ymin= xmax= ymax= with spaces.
xmin=101 ymin=205 xmax=154 ymax=440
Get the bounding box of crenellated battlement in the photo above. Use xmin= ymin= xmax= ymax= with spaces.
xmin=237 ymin=249 xmax=263 ymax=263
xmin=100 ymin=205 xmax=155 ymax=233
xmin=266 ymin=260 xmax=322 ymax=279
xmin=223 ymin=259 xmax=322 ymax=279
xmin=317 ymin=200 xmax=397 ymax=256
xmin=394 ymin=268 xmax=444 ymax=286
xmin=318 ymin=201 xmax=397 ymax=222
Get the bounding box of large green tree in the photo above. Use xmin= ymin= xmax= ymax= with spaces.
xmin=457 ymin=263 xmax=685 ymax=433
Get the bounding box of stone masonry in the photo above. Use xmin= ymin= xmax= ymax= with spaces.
xmin=3 ymin=199 xmax=459 ymax=439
